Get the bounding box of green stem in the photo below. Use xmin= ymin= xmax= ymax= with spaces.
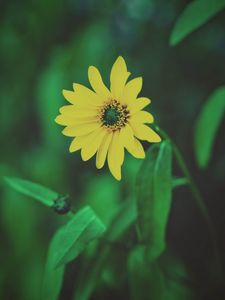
xmin=154 ymin=125 xmax=222 ymax=278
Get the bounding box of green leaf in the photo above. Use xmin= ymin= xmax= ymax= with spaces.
xmin=51 ymin=206 xmax=106 ymax=268
xmin=128 ymin=247 xmax=194 ymax=300
xmin=137 ymin=140 xmax=173 ymax=261
xmin=4 ymin=176 xmax=58 ymax=207
xmin=42 ymin=227 xmax=65 ymax=300
xmin=194 ymin=86 xmax=225 ymax=168
xmin=42 ymin=206 xmax=105 ymax=300
xmin=170 ymin=0 xmax=225 ymax=46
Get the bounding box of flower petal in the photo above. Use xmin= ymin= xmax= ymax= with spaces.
xmin=119 ymin=124 xmax=134 ymax=150
xmin=110 ymin=56 xmax=130 ymax=100
xmin=122 ymin=77 xmax=142 ymax=104
xmin=131 ymin=111 xmax=154 ymax=124
xmin=125 ymin=138 xmax=145 ymax=159
xmin=96 ymin=132 xmax=113 ymax=169
xmin=130 ymin=122 xmax=161 ymax=143
xmin=69 ymin=135 xmax=91 ymax=152
xmin=129 ymin=97 xmax=151 ymax=114
xmin=73 ymin=83 xmax=104 ymax=106
xmin=81 ymin=128 xmax=106 ymax=161
xmin=59 ymin=105 xmax=98 ymax=118
xmin=62 ymin=122 xmax=100 ymax=137
xmin=62 ymin=90 xmax=77 ymax=104
xmin=107 ymin=131 xmax=124 ymax=180
xmin=88 ymin=66 xmax=111 ymax=98
xmin=55 ymin=114 xmax=98 ymax=126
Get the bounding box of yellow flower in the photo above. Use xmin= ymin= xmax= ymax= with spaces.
xmin=55 ymin=56 xmax=161 ymax=180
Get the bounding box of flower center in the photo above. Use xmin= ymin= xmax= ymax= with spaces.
xmin=103 ymin=107 xmax=121 ymax=125
xmin=99 ymin=100 xmax=130 ymax=131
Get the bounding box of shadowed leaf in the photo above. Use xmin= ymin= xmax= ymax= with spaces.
xmin=73 ymin=197 xmax=137 ymax=300
xmin=128 ymin=247 xmax=195 ymax=300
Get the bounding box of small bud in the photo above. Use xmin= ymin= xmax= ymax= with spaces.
xmin=53 ymin=194 xmax=71 ymax=215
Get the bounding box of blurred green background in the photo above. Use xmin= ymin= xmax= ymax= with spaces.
xmin=1 ymin=0 xmax=225 ymax=299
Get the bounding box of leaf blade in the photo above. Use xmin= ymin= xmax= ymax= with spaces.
xmin=137 ymin=140 xmax=173 ymax=261
xmin=194 ymin=85 xmax=225 ymax=168
xmin=170 ymin=0 xmax=225 ymax=46
xmin=52 ymin=206 xmax=106 ymax=268
xmin=4 ymin=176 xmax=58 ymax=206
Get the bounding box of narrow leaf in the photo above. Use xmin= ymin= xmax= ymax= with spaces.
xmin=194 ymin=86 xmax=225 ymax=168
xmin=170 ymin=0 xmax=225 ymax=46
xmin=52 ymin=206 xmax=106 ymax=268
xmin=4 ymin=176 xmax=57 ymax=207
xmin=137 ymin=140 xmax=173 ymax=261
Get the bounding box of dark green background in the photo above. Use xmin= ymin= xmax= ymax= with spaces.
xmin=1 ymin=0 xmax=225 ymax=299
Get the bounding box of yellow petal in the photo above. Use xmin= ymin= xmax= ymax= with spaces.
xmin=130 ymin=122 xmax=161 ymax=143
xmin=110 ymin=56 xmax=130 ymax=100
xmin=59 ymin=105 xmax=76 ymax=114
xmin=96 ymin=132 xmax=113 ymax=169
xmin=119 ymin=124 xmax=134 ymax=150
xmin=81 ymin=128 xmax=106 ymax=161
xmin=122 ymin=77 xmax=142 ymax=104
xmin=55 ymin=114 xmax=98 ymax=126
xmin=62 ymin=90 xmax=77 ymax=104
xmin=73 ymin=83 xmax=103 ymax=106
xmin=62 ymin=122 xmax=100 ymax=137
xmin=131 ymin=111 xmax=154 ymax=124
xmin=88 ymin=66 xmax=111 ymax=98
xmin=59 ymin=105 xmax=98 ymax=118
xmin=69 ymin=135 xmax=91 ymax=152
xmin=107 ymin=132 xmax=124 ymax=180
xmin=129 ymin=97 xmax=151 ymax=114
xmin=125 ymin=138 xmax=145 ymax=159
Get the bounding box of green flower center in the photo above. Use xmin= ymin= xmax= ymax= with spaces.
xmin=99 ymin=100 xmax=130 ymax=131
xmin=102 ymin=107 xmax=121 ymax=125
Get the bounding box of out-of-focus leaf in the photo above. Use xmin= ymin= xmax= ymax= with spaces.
xmin=51 ymin=206 xmax=106 ymax=268
xmin=4 ymin=176 xmax=57 ymax=207
xmin=128 ymin=246 xmax=195 ymax=300
xmin=1 ymin=187 xmax=41 ymax=258
xmin=21 ymin=259 xmax=43 ymax=300
xmin=170 ymin=0 xmax=225 ymax=46
xmin=194 ymin=86 xmax=225 ymax=168
xmin=107 ymin=196 xmax=136 ymax=242
xmin=172 ymin=177 xmax=188 ymax=188
xmin=137 ymin=140 xmax=173 ymax=261
xmin=84 ymin=175 xmax=121 ymax=226
xmin=42 ymin=227 xmax=65 ymax=300
xmin=73 ymin=198 xmax=137 ymax=300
